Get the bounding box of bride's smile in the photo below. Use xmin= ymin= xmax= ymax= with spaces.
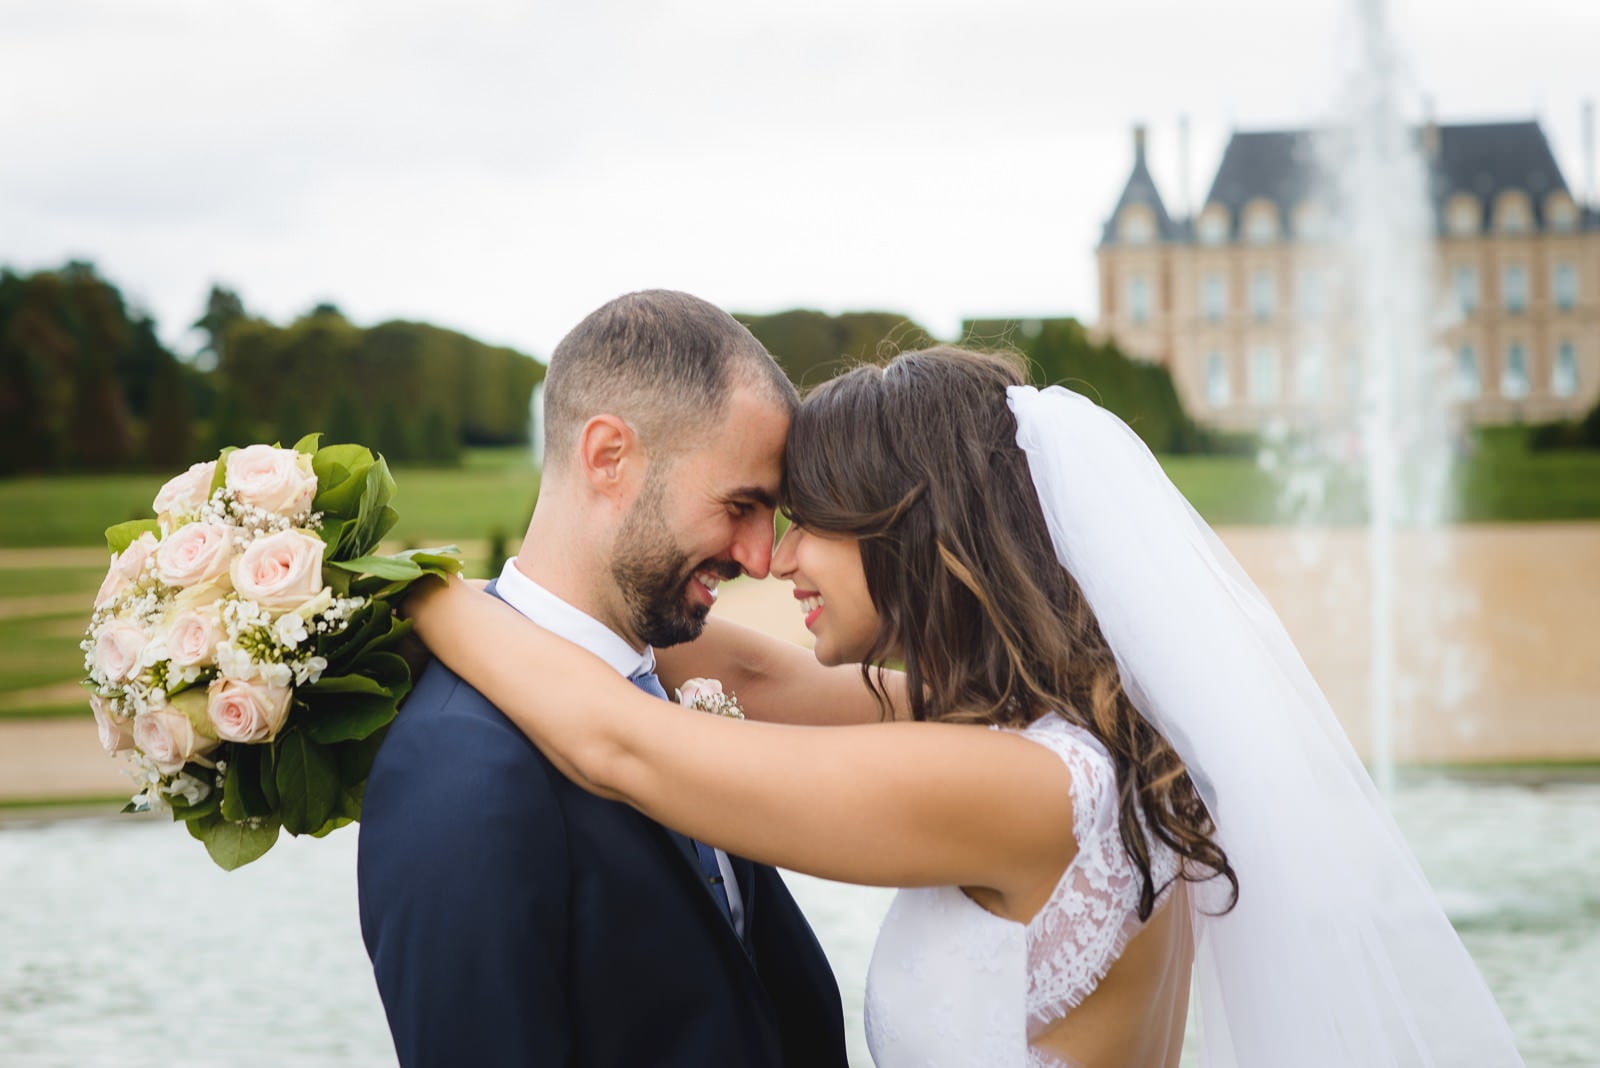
xmin=772 ymin=524 xmax=880 ymax=667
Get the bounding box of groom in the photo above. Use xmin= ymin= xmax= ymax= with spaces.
xmin=357 ymin=290 xmax=848 ymax=1066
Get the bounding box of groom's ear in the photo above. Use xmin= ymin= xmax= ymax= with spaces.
xmin=576 ymin=413 xmax=647 ymax=508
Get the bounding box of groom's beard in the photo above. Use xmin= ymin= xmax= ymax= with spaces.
xmin=611 ymin=478 xmax=742 ymax=649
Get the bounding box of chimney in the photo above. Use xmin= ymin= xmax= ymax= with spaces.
xmin=1179 ymin=115 xmax=1192 ymax=221
xmin=1421 ymin=95 xmax=1439 ymax=158
xmin=1133 ymin=123 xmax=1148 ymax=166
xmin=1584 ymin=99 xmax=1595 ymax=208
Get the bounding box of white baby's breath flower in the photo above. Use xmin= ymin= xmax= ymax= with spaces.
xmin=675 ymin=677 xmax=745 ymax=720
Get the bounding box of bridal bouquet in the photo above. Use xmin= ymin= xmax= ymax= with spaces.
xmin=82 ymin=436 xmax=459 ymax=869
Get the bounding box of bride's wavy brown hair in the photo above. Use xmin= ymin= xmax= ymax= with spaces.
xmin=782 ymin=346 xmax=1237 ymax=918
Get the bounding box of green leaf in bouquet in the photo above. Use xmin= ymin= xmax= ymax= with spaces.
xmin=167 ymin=781 xmax=221 ymax=823
xmin=292 ymin=432 xmax=322 ymax=456
xmin=188 ymin=810 xmax=282 ymax=870
xmin=398 ymin=546 xmax=465 ymax=579
xmin=259 ymin=744 xmax=280 ymax=809
xmin=275 ymin=729 xmax=341 ymax=836
xmin=316 ymin=598 xmax=404 ymax=672
xmin=328 ymin=554 xmax=425 ymax=583
xmin=208 ymin=449 xmax=233 ymax=497
xmin=335 ymin=725 xmax=389 ymax=792
xmin=303 ymin=697 xmax=398 ymax=745
xmin=105 ymin=519 xmax=161 ymax=554
xmin=309 ymin=814 xmax=355 ymax=839
xmin=300 ymin=652 xmax=409 ymax=743
xmin=342 ymin=460 xmax=401 ymax=560
xmin=312 ymin=443 xmax=377 ymax=521
xmin=220 ymin=744 xmax=274 ymax=821
xmin=317 ymin=516 xmax=352 ymax=559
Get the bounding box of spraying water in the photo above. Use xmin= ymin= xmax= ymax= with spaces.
xmin=1293 ymin=0 xmax=1456 ymax=795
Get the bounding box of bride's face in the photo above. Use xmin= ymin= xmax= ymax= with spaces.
xmin=770 ymin=524 xmax=882 ymax=666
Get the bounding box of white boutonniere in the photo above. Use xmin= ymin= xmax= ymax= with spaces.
xmin=675 ymin=677 xmax=745 ymax=720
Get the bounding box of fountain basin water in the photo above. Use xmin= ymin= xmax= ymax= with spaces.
xmin=1 ymin=776 xmax=1593 ymax=1067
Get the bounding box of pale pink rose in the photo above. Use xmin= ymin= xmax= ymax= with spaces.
xmin=675 ymin=677 xmax=724 ymax=706
xmin=93 ymin=557 xmax=128 ymax=609
xmin=230 ymin=529 xmax=326 ymax=612
xmin=165 ymin=605 xmax=226 ymax=668
xmin=225 ymin=445 xmax=317 ymax=517
xmin=152 ymin=460 xmax=217 ymax=524
xmin=154 ymin=522 xmax=233 ymax=589
xmin=120 ymin=533 xmax=159 ymax=578
xmin=91 ymin=694 xmax=134 ymax=754
xmin=133 ymin=707 xmax=220 ymax=775
xmin=98 ymin=532 xmax=160 ymax=608
xmin=93 ymin=618 xmax=150 ymax=683
xmin=207 ymin=676 xmax=293 ymax=743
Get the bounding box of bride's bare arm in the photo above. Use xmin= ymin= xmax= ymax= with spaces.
xmin=653 ymin=616 xmax=909 ymax=725
xmin=407 ymin=577 xmax=1076 ymax=899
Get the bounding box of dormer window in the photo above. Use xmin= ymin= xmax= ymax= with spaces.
xmin=1293 ymin=202 xmax=1326 ymax=242
xmin=1119 ymin=206 xmax=1156 ymax=245
xmin=1546 ymin=194 xmax=1578 ymax=233
xmin=1495 ymin=192 xmax=1533 ymax=235
xmin=1445 ymin=195 xmax=1480 ymax=237
xmin=1243 ymin=200 xmax=1279 ymax=245
xmin=1197 ymin=206 xmax=1230 ymax=246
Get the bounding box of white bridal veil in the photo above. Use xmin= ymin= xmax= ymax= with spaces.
xmin=1006 ymin=385 xmax=1523 ymax=1067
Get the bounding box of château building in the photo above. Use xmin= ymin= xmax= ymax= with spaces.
xmin=1097 ymin=120 xmax=1600 ymax=429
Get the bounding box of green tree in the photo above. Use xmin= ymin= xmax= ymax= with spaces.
xmin=192 ymin=285 xmax=246 ymax=369
xmin=324 ymin=388 xmax=368 ymax=446
xmin=144 ymin=355 xmax=197 ymax=467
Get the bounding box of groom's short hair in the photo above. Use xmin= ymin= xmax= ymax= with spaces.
xmin=542 ymin=290 xmax=798 ymax=468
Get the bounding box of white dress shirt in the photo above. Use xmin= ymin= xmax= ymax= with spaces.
xmin=496 ymin=559 xmax=746 ymax=938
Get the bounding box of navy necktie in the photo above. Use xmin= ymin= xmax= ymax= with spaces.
xmin=628 ymin=669 xmax=736 ymax=928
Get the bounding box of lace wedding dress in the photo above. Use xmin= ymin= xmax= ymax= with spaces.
xmin=863 ymin=713 xmax=1180 ymax=1067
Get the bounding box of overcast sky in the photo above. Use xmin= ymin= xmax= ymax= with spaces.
xmin=3 ymin=0 xmax=1596 ymax=359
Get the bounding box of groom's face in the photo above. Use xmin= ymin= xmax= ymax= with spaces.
xmin=610 ymin=387 xmax=790 ymax=648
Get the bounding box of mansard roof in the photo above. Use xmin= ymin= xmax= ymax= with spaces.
xmin=1106 ymin=118 xmax=1587 ymax=243
xmin=1430 ymin=121 xmax=1573 ymax=229
xmin=1099 ymin=132 xmax=1183 ymax=246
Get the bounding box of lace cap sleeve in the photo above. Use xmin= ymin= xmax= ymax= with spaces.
xmin=1011 ymin=714 xmax=1175 ymax=1034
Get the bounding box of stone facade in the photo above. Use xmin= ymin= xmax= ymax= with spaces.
xmin=1098 ymin=122 xmax=1600 ymax=430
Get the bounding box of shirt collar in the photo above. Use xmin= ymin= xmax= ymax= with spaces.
xmin=495 ymin=559 xmax=656 ymax=680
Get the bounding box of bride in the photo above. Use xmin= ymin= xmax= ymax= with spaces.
xmin=405 ymin=346 xmax=1523 ymax=1066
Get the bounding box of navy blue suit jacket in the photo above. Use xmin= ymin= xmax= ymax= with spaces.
xmin=357 ymin=599 xmax=848 ymax=1067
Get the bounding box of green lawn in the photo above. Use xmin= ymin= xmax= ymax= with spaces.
xmin=4 ymin=432 xmax=1598 ymax=725
xmin=0 ymin=448 xmax=540 ymax=549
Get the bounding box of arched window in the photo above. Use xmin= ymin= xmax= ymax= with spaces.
xmin=1552 ymin=342 xmax=1578 ymax=397
xmin=1197 ymin=205 xmax=1230 ymax=246
xmin=1205 ymin=352 xmax=1230 ymax=406
xmin=1445 ymin=195 xmax=1480 ymax=237
xmin=1119 ymin=206 xmax=1156 ymax=245
xmin=1494 ymin=192 xmax=1533 ymax=235
xmin=1455 ymin=345 xmax=1480 ymax=400
xmin=1501 ymin=343 xmax=1529 ymax=399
